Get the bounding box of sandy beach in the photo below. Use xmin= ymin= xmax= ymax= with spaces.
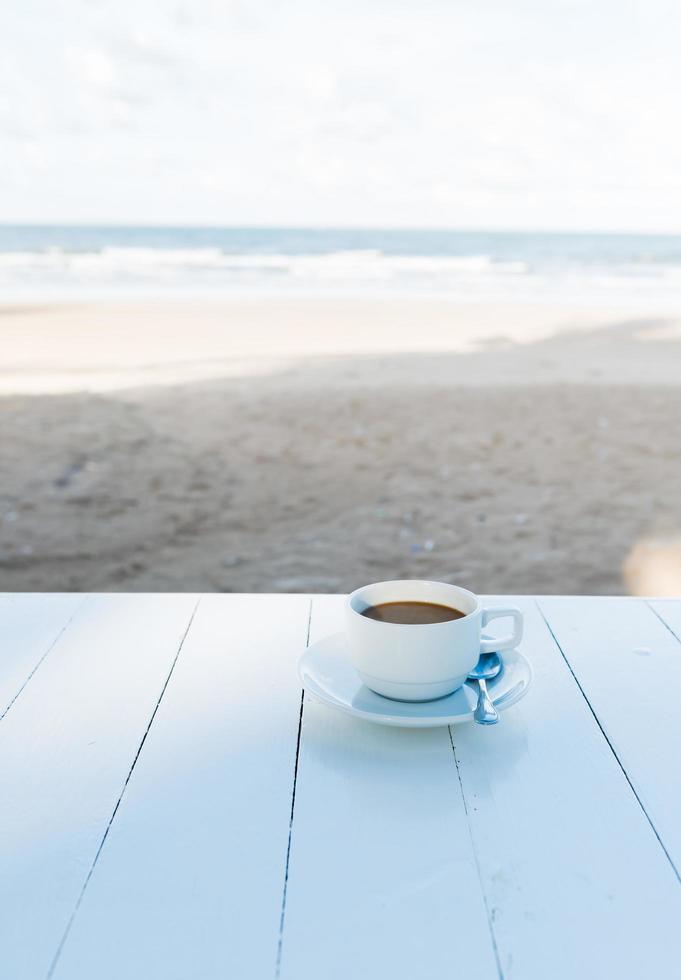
xmin=2 ymin=299 xmax=681 ymax=595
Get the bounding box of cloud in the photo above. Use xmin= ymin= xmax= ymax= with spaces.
xmin=1 ymin=0 xmax=681 ymax=228
xmin=67 ymin=47 xmax=118 ymax=90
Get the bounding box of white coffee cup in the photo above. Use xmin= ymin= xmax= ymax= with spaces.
xmin=345 ymin=580 xmax=523 ymax=701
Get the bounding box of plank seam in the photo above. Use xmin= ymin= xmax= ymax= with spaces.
xmin=448 ymin=727 xmax=505 ymax=980
xmin=646 ymin=601 xmax=681 ymax=645
xmin=275 ymin=597 xmax=313 ymax=979
xmin=45 ymin=595 xmax=203 ymax=980
xmin=0 ymin=595 xmax=89 ymax=724
xmin=535 ymin=598 xmax=680 ymax=884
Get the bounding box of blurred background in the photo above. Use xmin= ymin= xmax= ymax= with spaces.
xmin=1 ymin=0 xmax=681 ymax=595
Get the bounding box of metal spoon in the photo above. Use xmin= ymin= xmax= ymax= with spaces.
xmin=468 ymin=652 xmax=503 ymax=725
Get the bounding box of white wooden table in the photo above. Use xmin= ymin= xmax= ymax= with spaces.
xmin=2 ymin=593 xmax=681 ymax=980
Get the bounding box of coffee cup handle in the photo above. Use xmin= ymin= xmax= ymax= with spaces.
xmin=479 ymin=606 xmax=523 ymax=653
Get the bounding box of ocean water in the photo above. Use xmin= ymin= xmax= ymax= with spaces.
xmin=2 ymin=225 xmax=681 ymax=303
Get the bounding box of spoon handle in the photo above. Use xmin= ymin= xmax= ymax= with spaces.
xmin=474 ymin=678 xmax=499 ymax=725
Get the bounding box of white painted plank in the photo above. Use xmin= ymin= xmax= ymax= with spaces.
xmin=0 ymin=593 xmax=198 ymax=980
xmin=279 ymin=595 xmax=499 ymax=980
xmin=0 ymin=593 xmax=83 ymax=718
xmin=284 ymin=596 xmax=681 ymax=980
xmin=452 ymin=597 xmax=681 ymax=979
xmin=538 ymin=595 xmax=681 ymax=877
xmin=649 ymin=598 xmax=681 ymax=643
xmin=51 ymin=594 xmax=310 ymax=980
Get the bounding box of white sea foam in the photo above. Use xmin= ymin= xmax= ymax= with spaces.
xmin=1 ymin=239 xmax=681 ymax=303
xmin=0 ymin=247 xmax=523 ymax=276
xmin=0 ymin=246 xmax=533 ymax=298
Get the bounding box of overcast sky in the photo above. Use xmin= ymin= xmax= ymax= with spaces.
xmin=2 ymin=0 xmax=681 ymax=230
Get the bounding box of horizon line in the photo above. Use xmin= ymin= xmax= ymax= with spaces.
xmin=2 ymin=221 xmax=681 ymax=237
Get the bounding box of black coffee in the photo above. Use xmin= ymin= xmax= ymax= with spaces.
xmin=361 ymin=601 xmax=465 ymax=625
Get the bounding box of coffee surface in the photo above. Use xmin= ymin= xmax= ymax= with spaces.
xmin=360 ymin=600 xmax=465 ymax=625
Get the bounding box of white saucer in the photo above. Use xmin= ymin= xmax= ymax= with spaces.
xmin=298 ymin=633 xmax=532 ymax=728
